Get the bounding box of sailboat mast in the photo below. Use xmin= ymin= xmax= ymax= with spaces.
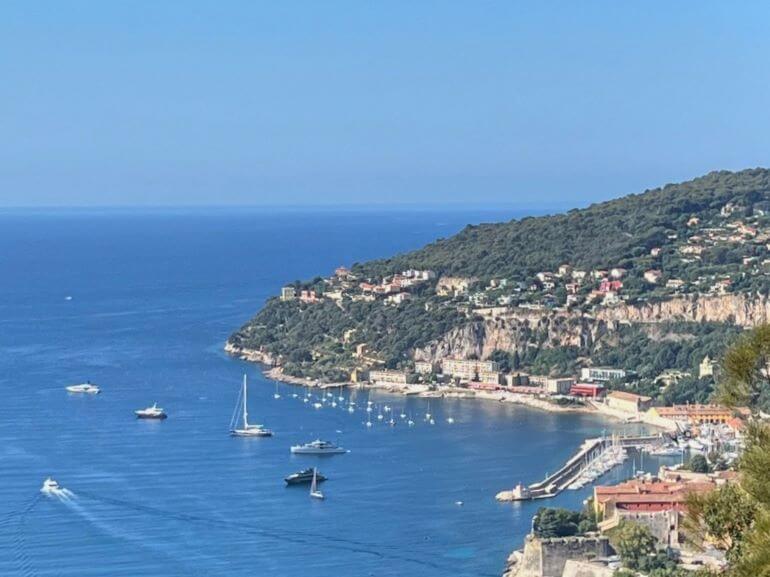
xmin=243 ymin=374 xmax=249 ymax=428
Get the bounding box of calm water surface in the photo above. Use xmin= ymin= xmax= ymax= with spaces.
xmin=0 ymin=209 xmax=669 ymax=576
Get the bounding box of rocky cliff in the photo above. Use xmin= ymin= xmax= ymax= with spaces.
xmin=414 ymin=293 xmax=764 ymax=365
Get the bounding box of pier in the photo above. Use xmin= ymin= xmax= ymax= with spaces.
xmin=496 ymin=433 xmax=665 ymax=502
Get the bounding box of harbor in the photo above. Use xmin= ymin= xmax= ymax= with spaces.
xmin=496 ymin=433 xmax=665 ymax=502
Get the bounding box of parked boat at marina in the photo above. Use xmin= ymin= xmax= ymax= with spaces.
xmin=309 ymin=467 xmax=324 ymax=500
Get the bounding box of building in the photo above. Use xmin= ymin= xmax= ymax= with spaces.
xmin=699 ymin=355 xmax=717 ymax=378
xmin=349 ymin=368 xmax=368 ymax=383
xmin=644 ymin=270 xmax=663 ymax=284
xmin=606 ymin=391 xmax=652 ymax=414
xmin=414 ymin=361 xmax=434 ymax=374
xmin=299 ymin=289 xmax=320 ymax=303
xmin=477 ymin=370 xmax=501 ymax=385
xmin=369 ymin=369 xmax=409 ymax=385
xmin=594 ymin=478 xmax=717 ymax=549
xmin=580 ymin=367 xmax=627 ymax=383
xmin=441 ymin=358 xmax=499 ymax=381
xmin=648 ymin=404 xmax=748 ymax=425
xmin=504 ymin=372 xmax=530 ymax=387
xmin=280 ymin=286 xmax=296 ymax=300
xmin=334 ymin=266 xmax=351 ymax=278
xmin=569 ymin=383 xmax=605 ymax=398
xmin=529 ymin=375 xmax=576 ymax=395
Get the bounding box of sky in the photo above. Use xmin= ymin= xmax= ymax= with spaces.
xmin=1 ymin=1 xmax=770 ymax=208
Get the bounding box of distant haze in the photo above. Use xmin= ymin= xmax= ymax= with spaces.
xmin=1 ymin=1 xmax=769 ymax=208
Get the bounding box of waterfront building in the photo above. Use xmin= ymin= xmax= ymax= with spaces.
xmin=441 ymin=358 xmax=499 ymax=381
xmin=414 ymin=361 xmax=434 ymax=374
xmin=477 ymin=370 xmax=501 ymax=385
xmin=569 ymin=383 xmax=605 ymax=398
xmin=580 ymin=367 xmax=627 ymax=383
xmin=280 ymin=286 xmax=296 ymax=300
xmin=369 ymin=369 xmax=410 ymax=385
xmin=529 ymin=375 xmax=575 ymax=395
xmin=605 ymin=391 xmax=651 ymax=414
xmin=648 ymin=404 xmax=749 ymax=425
xmin=504 ymin=372 xmax=530 ymax=387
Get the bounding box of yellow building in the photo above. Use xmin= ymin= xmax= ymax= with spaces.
xmin=606 ymin=391 xmax=652 ymax=414
xmin=649 ymin=404 xmax=747 ymax=425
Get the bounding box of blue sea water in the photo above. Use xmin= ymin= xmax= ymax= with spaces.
xmin=0 ymin=208 xmax=668 ymax=577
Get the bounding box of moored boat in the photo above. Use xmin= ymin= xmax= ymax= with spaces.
xmin=230 ymin=375 xmax=272 ymax=437
xmin=135 ymin=403 xmax=167 ymax=419
xmin=290 ymin=439 xmax=346 ymax=455
xmin=66 ymin=382 xmax=101 ymax=394
xmin=285 ymin=468 xmax=327 ymax=485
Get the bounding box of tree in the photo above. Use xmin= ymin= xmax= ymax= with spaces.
xmin=611 ymin=521 xmax=657 ymax=570
xmin=686 ymin=453 xmax=710 ymax=473
xmin=701 ymin=323 xmax=770 ymax=577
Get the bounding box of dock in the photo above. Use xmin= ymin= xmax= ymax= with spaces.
xmin=496 ymin=434 xmax=665 ymax=502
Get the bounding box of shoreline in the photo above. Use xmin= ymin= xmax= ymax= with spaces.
xmin=225 ymin=342 xmax=651 ymax=421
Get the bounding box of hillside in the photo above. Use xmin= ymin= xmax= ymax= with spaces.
xmin=228 ymin=168 xmax=770 ymax=406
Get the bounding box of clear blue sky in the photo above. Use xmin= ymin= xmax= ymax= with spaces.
xmin=2 ymin=1 xmax=769 ymax=208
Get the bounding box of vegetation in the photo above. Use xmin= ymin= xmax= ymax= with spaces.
xmin=355 ymin=168 xmax=770 ymax=283
xmin=685 ymin=323 xmax=770 ymax=577
xmin=532 ymin=505 xmax=596 ymax=538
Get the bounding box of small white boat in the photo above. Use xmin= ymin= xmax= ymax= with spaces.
xmin=348 ymin=406 xmax=355 ymax=413
xmin=429 ymin=418 xmax=435 ymax=425
xmin=407 ymin=419 xmax=415 ymax=427
xmin=66 ymin=383 xmax=100 ymax=394
xmin=313 ymin=402 xmax=323 ymax=409
xmin=230 ymin=375 xmax=272 ymax=436
xmin=310 ymin=468 xmax=324 ymax=500
xmin=400 ymin=412 xmax=407 ymax=419
xmin=446 ymin=417 xmax=455 ymax=424
xmin=366 ymin=421 xmax=373 ymax=428
xmin=290 ymin=440 xmax=347 ymax=455
xmin=135 ymin=403 xmax=167 ymax=419
xmin=41 ymin=477 xmax=60 ymax=493
xmin=273 ymin=381 xmax=281 ymax=400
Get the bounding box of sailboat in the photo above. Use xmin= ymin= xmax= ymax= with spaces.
xmin=273 ymin=381 xmax=281 ymax=400
xmin=310 ymin=467 xmax=324 ymax=500
xmin=230 ymin=375 xmax=273 ymax=437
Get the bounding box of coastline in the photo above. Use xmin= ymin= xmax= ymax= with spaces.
xmin=225 ymin=342 xmax=642 ymax=419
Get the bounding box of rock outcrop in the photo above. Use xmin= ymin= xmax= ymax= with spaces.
xmin=415 ymin=293 xmax=767 ymax=365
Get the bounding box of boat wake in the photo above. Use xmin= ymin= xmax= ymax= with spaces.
xmin=68 ymin=489 xmax=496 ymax=576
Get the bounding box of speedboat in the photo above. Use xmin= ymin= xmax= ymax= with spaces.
xmin=285 ymin=468 xmax=327 ymax=485
xmin=135 ymin=403 xmax=167 ymax=419
xmin=290 ymin=439 xmax=347 ymax=455
xmin=66 ymin=383 xmax=101 ymax=394
xmin=41 ymin=477 xmax=60 ymax=493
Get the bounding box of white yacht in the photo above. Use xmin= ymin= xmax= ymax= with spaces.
xmin=290 ymin=439 xmax=347 ymax=455
xmin=230 ymin=375 xmax=272 ymax=437
xmin=135 ymin=402 xmax=167 ymax=420
xmin=66 ymin=383 xmax=101 ymax=394
xmin=41 ymin=477 xmax=60 ymax=494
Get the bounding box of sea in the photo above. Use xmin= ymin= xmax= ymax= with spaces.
xmin=0 ymin=208 xmax=674 ymax=577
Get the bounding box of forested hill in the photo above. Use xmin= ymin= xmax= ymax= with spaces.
xmin=354 ymin=168 xmax=770 ymax=280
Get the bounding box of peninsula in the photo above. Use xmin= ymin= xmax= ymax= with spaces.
xmin=227 ymin=168 xmax=770 ymax=414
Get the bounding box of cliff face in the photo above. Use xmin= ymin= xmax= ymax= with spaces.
xmin=414 ymin=293 xmax=765 ymax=364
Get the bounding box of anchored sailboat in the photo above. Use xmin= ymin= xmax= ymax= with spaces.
xmin=230 ymin=375 xmax=272 ymax=437
xmin=310 ymin=467 xmax=324 ymax=499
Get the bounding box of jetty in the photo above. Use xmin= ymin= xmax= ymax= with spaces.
xmin=496 ymin=433 xmax=664 ymax=502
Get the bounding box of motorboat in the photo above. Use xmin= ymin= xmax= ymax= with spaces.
xmin=290 ymin=440 xmax=347 ymax=455
xmin=230 ymin=375 xmax=272 ymax=437
xmin=66 ymin=383 xmax=101 ymax=394
xmin=41 ymin=477 xmax=60 ymax=493
xmin=135 ymin=403 xmax=167 ymax=419
xmin=285 ymin=468 xmax=327 ymax=485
